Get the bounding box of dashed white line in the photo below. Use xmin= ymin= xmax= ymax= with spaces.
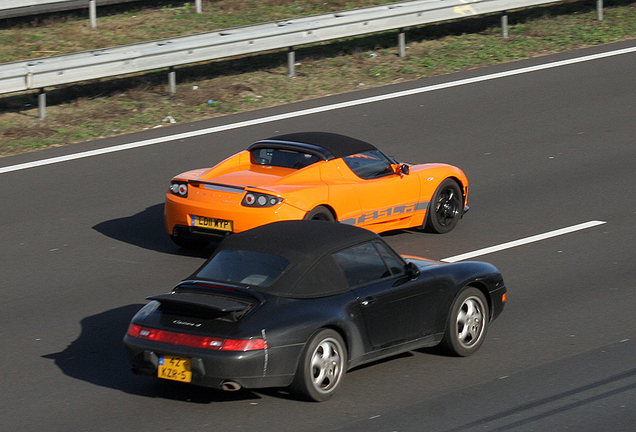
xmin=441 ymin=220 xmax=607 ymax=262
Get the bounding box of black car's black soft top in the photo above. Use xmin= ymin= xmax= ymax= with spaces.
xmin=194 ymin=220 xmax=384 ymax=299
xmin=248 ymin=132 xmax=377 ymax=160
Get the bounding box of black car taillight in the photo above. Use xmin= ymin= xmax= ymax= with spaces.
xmin=127 ymin=324 xmax=266 ymax=351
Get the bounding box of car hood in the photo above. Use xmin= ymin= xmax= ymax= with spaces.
xmin=403 ymin=256 xmax=442 ymax=270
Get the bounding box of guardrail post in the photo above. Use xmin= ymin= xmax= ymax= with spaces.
xmin=398 ymin=29 xmax=406 ymax=57
xmin=596 ymin=0 xmax=603 ymax=20
xmin=168 ymin=67 xmax=177 ymax=95
xmin=501 ymin=13 xmax=508 ymax=38
xmin=196 ymin=0 xmax=202 ymax=14
xmin=89 ymin=0 xmax=97 ymax=29
xmin=287 ymin=47 xmax=296 ymax=78
xmin=38 ymin=89 xmax=46 ymax=120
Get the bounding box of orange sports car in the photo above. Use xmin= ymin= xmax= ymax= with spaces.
xmin=165 ymin=132 xmax=469 ymax=248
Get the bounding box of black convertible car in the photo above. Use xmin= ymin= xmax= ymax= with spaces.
xmin=124 ymin=220 xmax=506 ymax=401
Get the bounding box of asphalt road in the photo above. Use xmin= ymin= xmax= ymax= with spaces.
xmin=1 ymin=39 xmax=635 ymax=432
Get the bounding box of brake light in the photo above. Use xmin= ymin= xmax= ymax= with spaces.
xmin=169 ymin=182 xmax=188 ymax=198
xmin=222 ymin=338 xmax=266 ymax=351
xmin=241 ymin=192 xmax=282 ymax=207
xmin=127 ymin=324 xmax=266 ymax=351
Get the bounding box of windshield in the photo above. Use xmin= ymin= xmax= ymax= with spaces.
xmin=342 ymin=150 xmax=394 ymax=179
xmin=195 ymin=250 xmax=290 ymax=287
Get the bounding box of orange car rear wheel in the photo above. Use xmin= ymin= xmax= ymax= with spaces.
xmin=304 ymin=206 xmax=335 ymax=222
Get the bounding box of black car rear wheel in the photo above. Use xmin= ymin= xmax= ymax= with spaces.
xmin=425 ymin=178 xmax=462 ymax=234
xmin=290 ymin=329 xmax=347 ymax=402
xmin=441 ymin=287 xmax=489 ymax=357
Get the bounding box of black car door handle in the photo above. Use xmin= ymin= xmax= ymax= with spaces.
xmin=361 ymin=297 xmax=376 ymax=306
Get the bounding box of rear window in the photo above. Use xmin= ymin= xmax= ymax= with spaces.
xmin=250 ymin=148 xmax=320 ymax=169
xmin=195 ymin=250 xmax=290 ymax=287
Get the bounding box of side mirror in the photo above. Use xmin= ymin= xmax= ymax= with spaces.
xmin=405 ymin=262 xmax=420 ymax=279
xmin=396 ymin=163 xmax=410 ymax=177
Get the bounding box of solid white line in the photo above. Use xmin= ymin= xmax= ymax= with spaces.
xmin=441 ymin=220 xmax=607 ymax=263
xmin=2 ymin=45 xmax=635 ymax=175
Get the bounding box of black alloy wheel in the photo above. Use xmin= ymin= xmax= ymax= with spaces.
xmin=425 ymin=178 xmax=462 ymax=234
xmin=304 ymin=206 xmax=335 ymax=222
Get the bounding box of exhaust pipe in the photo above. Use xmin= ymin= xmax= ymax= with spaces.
xmin=221 ymin=381 xmax=242 ymax=391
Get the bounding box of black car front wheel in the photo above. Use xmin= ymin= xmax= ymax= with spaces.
xmin=425 ymin=178 xmax=462 ymax=234
xmin=441 ymin=287 xmax=489 ymax=357
xmin=290 ymin=329 xmax=347 ymax=402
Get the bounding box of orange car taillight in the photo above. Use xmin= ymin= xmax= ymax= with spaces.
xmin=127 ymin=324 xmax=266 ymax=351
xmin=169 ymin=182 xmax=188 ymax=198
xmin=242 ymin=192 xmax=282 ymax=207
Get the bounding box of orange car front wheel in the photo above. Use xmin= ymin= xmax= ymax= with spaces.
xmin=425 ymin=178 xmax=463 ymax=234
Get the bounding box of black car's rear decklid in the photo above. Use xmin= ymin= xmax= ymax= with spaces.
xmin=149 ymin=282 xmax=263 ymax=322
xmin=148 ymin=293 xmax=248 ymax=314
xmin=175 ymin=280 xmax=266 ymax=303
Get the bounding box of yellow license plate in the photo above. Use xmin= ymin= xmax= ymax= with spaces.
xmin=190 ymin=215 xmax=233 ymax=232
xmin=158 ymin=355 xmax=192 ymax=383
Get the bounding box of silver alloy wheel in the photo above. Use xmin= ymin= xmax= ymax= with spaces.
xmin=310 ymin=337 xmax=344 ymax=395
xmin=455 ymin=295 xmax=486 ymax=349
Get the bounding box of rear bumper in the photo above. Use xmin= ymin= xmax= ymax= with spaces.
xmin=123 ymin=335 xmax=298 ymax=390
xmin=164 ymin=194 xmax=307 ymax=237
xmin=489 ymin=285 xmax=507 ymax=322
xmin=171 ymin=224 xmax=232 ymax=242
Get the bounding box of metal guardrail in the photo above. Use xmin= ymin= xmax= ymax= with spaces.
xmin=0 ymin=0 xmax=605 ymax=118
xmin=0 ymin=0 xmax=143 ymax=20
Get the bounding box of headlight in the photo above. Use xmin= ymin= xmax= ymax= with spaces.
xmin=241 ymin=192 xmax=283 ymax=207
xmin=169 ymin=182 xmax=188 ymax=198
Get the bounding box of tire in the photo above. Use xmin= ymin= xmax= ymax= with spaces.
xmin=304 ymin=206 xmax=335 ymax=222
xmin=290 ymin=329 xmax=347 ymax=402
xmin=169 ymin=234 xmax=210 ymax=249
xmin=440 ymin=287 xmax=489 ymax=357
xmin=424 ymin=178 xmax=463 ymax=234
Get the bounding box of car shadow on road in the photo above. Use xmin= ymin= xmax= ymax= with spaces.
xmin=42 ymin=304 xmax=262 ymax=403
xmin=92 ymin=203 xmax=217 ymax=258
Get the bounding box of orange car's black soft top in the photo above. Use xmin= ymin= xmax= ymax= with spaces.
xmin=249 ymin=132 xmax=377 ymax=160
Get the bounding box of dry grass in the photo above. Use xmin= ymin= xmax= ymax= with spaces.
xmin=1 ymin=0 xmax=635 ymax=156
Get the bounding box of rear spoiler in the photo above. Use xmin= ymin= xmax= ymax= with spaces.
xmin=175 ymin=279 xmax=266 ymax=304
xmin=147 ymin=292 xmax=248 ymax=314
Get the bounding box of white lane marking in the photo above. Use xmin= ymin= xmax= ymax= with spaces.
xmin=2 ymin=46 xmax=635 ymax=175
xmin=441 ymin=220 xmax=607 ymax=263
